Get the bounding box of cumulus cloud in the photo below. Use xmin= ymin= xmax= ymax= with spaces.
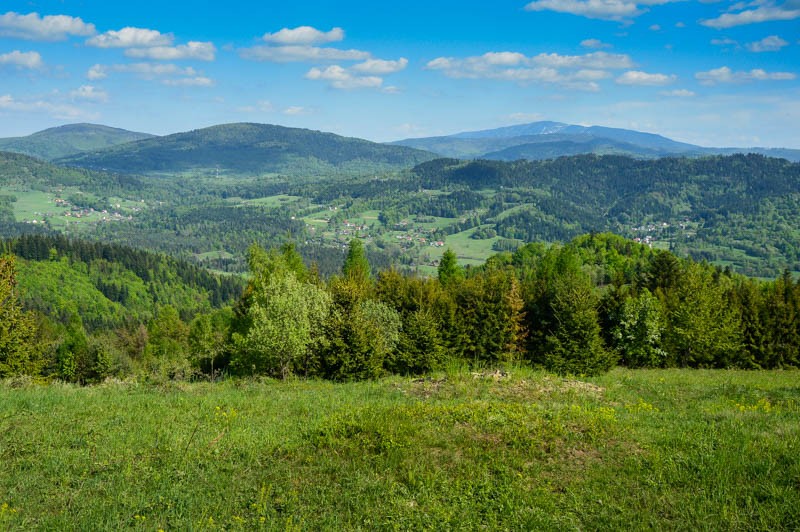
xmin=240 ymin=44 xmax=370 ymax=63
xmin=711 ymin=37 xmax=739 ymax=47
xmin=581 ymin=38 xmax=612 ymax=48
xmin=86 ymin=27 xmax=173 ymax=48
xmin=0 ymin=11 xmax=95 ymax=41
xmin=69 ymin=85 xmax=108 ymax=102
xmin=263 ymin=26 xmax=344 ymax=45
xmin=524 ymin=0 xmax=677 ymax=22
xmin=0 ymin=93 xmax=93 ymax=120
xmin=237 ymin=100 xmax=274 ymax=113
xmin=351 ymin=58 xmax=408 ymax=74
xmin=746 ymin=35 xmax=789 ymax=52
xmin=533 ymin=51 xmax=633 ymax=68
xmin=616 ymin=70 xmax=676 ymax=85
xmin=426 ymin=50 xmax=631 ymax=90
xmin=283 ymin=106 xmax=310 ymax=115
xmin=161 ymin=76 xmax=214 ymax=87
xmin=701 ymin=3 xmax=800 ymax=28
xmin=305 ymin=65 xmax=383 ymax=89
xmin=125 ymin=41 xmax=217 ymax=61
xmin=695 ymin=65 xmax=796 ymax=84
xmin=87 ymin=64 xmax=107 ymax=80
xmin=85 ymin=62 xmax=213 ymax=87
xmin=0 ymin=50 xmax=43 ymax=69
xmin=660 ymin=88 xmax=696 ymax=97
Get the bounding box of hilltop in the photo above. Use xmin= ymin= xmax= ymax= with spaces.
xmin=0 ymin=124 xmax=154 ymax=161
xmin=57 ymin=122 xmax=437 ymax=177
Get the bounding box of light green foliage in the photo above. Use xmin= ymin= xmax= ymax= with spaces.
xmin=611 ymin=289 xmax=667 ymax=368
xmin=0 ymin=256 xmax=40 ymax=377
xmin=188 ymin=308 xmax=232 ymax=377
xmin=231 ymin=243 xmax=330 ymax=378
xmin=437 ymin=248 xmax=464 ymax=285
xmin=232 ymin=273 xmax=330 ymax=378
xmin=144 ymin=305 xmax=191 ymax=380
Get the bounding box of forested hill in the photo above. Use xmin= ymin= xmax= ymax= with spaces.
xmin=57 ymin=123 xmax=437 ymax=177
xmin=411 ymin=154 xmax=800 ymax=275
xmin=0 ymin=124 xmax=154 ymax=161
xmin=0 ymin=150 xmax=139 ymax=189
xmin=1 ymin=234 xmax=244 ymax=330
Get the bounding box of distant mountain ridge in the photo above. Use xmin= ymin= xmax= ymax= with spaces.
xmin=57 ymin=122 xmax=437 ymax=176
xmin=0 ymin=123 xmax=155 ymax=161
xmin=392 ymin=121 xmax=800 ymax=162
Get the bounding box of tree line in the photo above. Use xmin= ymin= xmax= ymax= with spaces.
xmin=2 ymin=233 xmax=800 ymax=384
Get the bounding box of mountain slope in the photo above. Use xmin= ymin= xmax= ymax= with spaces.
xmin=0 ymin=124 xmax=155 ymax=161
xmin=57 ymin=123 xmax=437 ymax=176
xmin=392 ymin=121 xmax=800 ymax=162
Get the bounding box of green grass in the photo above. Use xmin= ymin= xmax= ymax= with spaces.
xmin=1 ymin=368 xmax=798 ymax=530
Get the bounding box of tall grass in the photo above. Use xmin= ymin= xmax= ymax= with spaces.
xmin=1 ymin=368 xmax=798 ymax=529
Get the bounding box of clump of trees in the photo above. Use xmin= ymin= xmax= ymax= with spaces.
xmin=4 ymin=233 xmax=800 ymax=384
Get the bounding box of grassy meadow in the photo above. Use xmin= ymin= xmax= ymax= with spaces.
xmin=1 ymin=368 xmax=798 ymax=530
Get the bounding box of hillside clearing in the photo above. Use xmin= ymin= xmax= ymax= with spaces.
xmin=1 ymin=368 xmax=798 ymax=530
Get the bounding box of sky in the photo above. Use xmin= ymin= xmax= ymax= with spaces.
xmin=0 ymin=0 xmax=798 ymax=147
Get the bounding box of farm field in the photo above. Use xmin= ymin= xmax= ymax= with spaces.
xmin=1 ymin=368 xmax=798 ymax=530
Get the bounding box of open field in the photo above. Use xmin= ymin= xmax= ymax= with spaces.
xmin=1 ymin=368 xmax=798 ymax=530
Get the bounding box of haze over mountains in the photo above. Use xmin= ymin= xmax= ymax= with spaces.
xmin=393 ymin=121 xmax=800 ymax=162
xmin=1 ymin=121 xmax=799 ymax=178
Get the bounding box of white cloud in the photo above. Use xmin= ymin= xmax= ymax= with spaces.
xmin=0 ymin=93 xmax=93 ymax=120
xmin=695 ymin=65 xmax=796 ymax=84
xmin=426 ymin=50 xmax=631 ymax=90
xmin=649 ymin=24 xmax=662 ymax=30
xmin=532 ymin=51 xmax=633 ymax=68
xmin=240 ymin=45 xmax=370 ymax=63
xmin=86 ymin=27 xmax=173 ymax=48
xmin=351 ymin=57 xmax=408 ymax=74
xmin=507 ymin=112 xmax=546 ymax=122
xmin=660 ymin=88 xmax=696 ymax=97
xmin=616 ymin=70 xmax=676 ymax=85
xmin=711 ymin=37 xmax=739 ymax=46
xmin=746 ymin=35 xmax=789 ymax=52
xmin=70 ymin=85 xmax=108 ymax=102
xmin=237 ymin=100 xmax=273 ymax=113
xmin=581 ymin=38 xmax=612 ymax=48
xmin=85 ymin=62 xmax=213 ymax=87
xmin=162 ymin=76 xmax=214 ymax=87
xmin=111 ymin=63 xmax=199 ymax=78
xmin=0 ymin=11 xmax=95 ymax=41
xmin=262 ymin=26 xmax=344 ymax=45
xmin=87 ymin=64 xmax=107 ymax=80
xmin=125 ymin=41 xmax=217 ymax=61
xmin=283 ymin=106 xmax=310 ymax=115
xmin=305 ymin=65 xmax=383 ymax=89
xmin=0 ymin=50 xmax=43 ymax=69
xmin=524 ymin=0 xmax=677 ymax=22
xmin=702 ymin=4 xmax=800 ymax=28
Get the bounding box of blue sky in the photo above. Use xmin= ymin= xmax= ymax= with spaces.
xmin=1 ymin=0 xmax=798 ymax=147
